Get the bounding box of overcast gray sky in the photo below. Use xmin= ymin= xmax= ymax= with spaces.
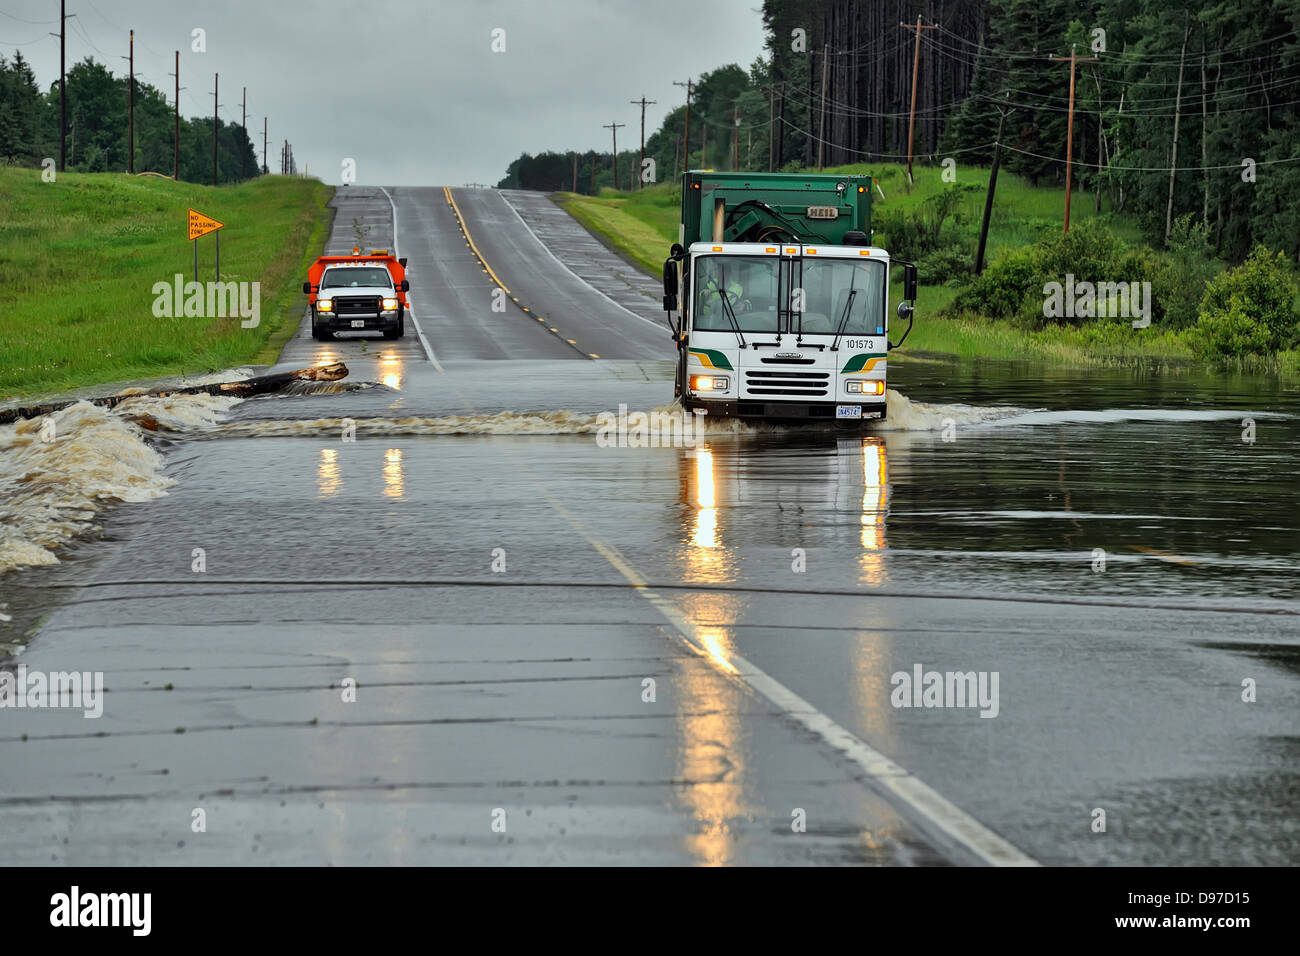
xmin=4 ymin=0 xmax=768 ymax=185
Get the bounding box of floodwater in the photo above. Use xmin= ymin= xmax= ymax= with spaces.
xmin=3 ymin=354 xmax=1296 ymax=608
xmin=2 ymin=351 xmax=1297 ymax=865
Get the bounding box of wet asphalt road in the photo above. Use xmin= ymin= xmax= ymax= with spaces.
xmin=2 ymin=187 xmax=1296 ymax=866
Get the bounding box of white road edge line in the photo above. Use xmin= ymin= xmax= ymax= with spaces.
xmin=378 ymin=185 xmax=443 ymax=372
xmin=496 ymin=189 xmax=668 ymax=334
xmin=539 ymin=491 xmax=1041 ymax=868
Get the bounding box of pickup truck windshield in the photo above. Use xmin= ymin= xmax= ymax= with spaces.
xmin=320 ymin=268 xmax=392 ymax=289
xmin=692 ymin=255 xmax=886 ymax=335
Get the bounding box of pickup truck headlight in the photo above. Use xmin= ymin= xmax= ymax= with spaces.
xmin=846 ymin=379 xmax=885 ymax=395
xmin=317 ymin=298 xmax=334 ymax=312
xmin=381 ymin=297 xmax=399 ymax=311
xmin=691 ymin=375 xmax=729 ymax=391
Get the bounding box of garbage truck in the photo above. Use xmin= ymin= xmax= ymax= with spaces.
xmin=662 ymin=171 xmax=916 ymax=423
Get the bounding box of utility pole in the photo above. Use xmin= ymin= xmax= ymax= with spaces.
xmin=603 ymin=121 xmax=625 ymax=191
xmin=170 ymin=52 xmax=181 ymax=180
xmin=263 ymin=117 xmax=267 ymax=175
xmin=900 ymin=16 xmax=937 ymax=183
xmin=732 ymin=104 xmax=739 ymax=170
xmin=975 ymin=97 xmax=1014 ymax=275
xmin=212 ymin=73 xmax=219 ymax=186
xmin=817 ymin=43 xmax=829 ymax=169
xmin=766 ymin=85 xmax=775 ymax=171
xmin=1165 ymin=14 xmax=1191 ymax=245
xmin=672 ymin=79 xmax=692 ymax=180
xmin=630 ymin=96 xmax=656 ymax=190
xmin=589 ymin=150 xmax=595 ymax=195
xmin=55 ymin=1 xmax=67 ymax=171
xmin=241 ymin=87 xmax=247 ymax=181
xmin=1049 ymin=47 xmax=1098 ymax=233
xmin=571 ymin=151 xmax=577 ymax=193
xmin=127 ymin=30 xmax=135 ymax=173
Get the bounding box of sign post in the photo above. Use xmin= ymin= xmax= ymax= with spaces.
xmin=187 ymin=208 xmax=226 ymax=281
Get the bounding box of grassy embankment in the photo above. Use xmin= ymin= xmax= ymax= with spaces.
xmin=0 ymin=168 xmax=333 ymax=399
xmin=556 ymin=164 xmax=1294 ymax=370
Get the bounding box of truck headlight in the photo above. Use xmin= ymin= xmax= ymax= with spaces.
xmin=691 ymin=375 xmax=729 ymax=391
xmin=846 ymin=379 xmax=885 ymax=395
xmin=317 ymin=298 xmax=333 ymax=312
xmin=382 ymin=297 xmax=399 ymax=311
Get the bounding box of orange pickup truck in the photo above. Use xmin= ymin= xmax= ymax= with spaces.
xmin=302 ymin=250 xmax=410 ymax=340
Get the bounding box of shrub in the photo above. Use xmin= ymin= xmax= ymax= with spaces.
xmin=952 ymin=244 xmax=1039 ymax=319
xmin=1147 ymin=215 xmax=1218 ymax=330
xmin=1193 ymin=245 xmax=1299 ymax=357
xmin=917 ymin=243 xmax=973 ymax=285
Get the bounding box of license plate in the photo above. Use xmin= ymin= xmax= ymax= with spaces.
xmin=836 ymin=404 xmax=862 ymax=420
xmin=351 ymin=320 xmax=365 ymax=328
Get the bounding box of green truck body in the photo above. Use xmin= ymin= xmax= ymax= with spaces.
xmin=679 ymin=170 xmax=874 ymax=246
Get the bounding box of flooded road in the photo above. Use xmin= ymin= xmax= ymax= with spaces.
xmin=2 ymin=187 xmax=1295 ymax=866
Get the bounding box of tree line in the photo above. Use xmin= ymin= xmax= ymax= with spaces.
xmin=0 ymin=51 xmax=259 ymax=184
xmin=499 ymin=0 xmax=1299 ymax=263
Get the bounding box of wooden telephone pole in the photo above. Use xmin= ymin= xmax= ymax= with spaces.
xmin=673 ymin=79 xmax=692 ymax=179
xmin=900 ymin=16 xmax=937 ymax=183
xmin=816 ymin=44 xmax=830 ymax=169
xmin=630 ymin=96 xmax=656 ymax=190
xmin=212 ymin=73 xmax=219 ymax=186
xmin=126 ymin=30 xmax=135 ymax=173
xmin=55 ymin=1 xmax=67 ymax=171
xmin=603 ymin=121 xmax=625 ymax=191
xmin=1049 ymin=47 xmax=1098 ymax=233
xmin=975 ymin=97 xmax=1015 ymax=275
xmin=263 ymin=117 xmax=267 ymax=175
xmin=170 ymin=52 xmax=180 ymax=180
xmin=241 ymin=88 xmax=247 ymax=180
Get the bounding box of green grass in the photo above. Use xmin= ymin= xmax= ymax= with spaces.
xmin=554 ymin=188 xmax=678 ymax=276
xmin=0 ymin=169 xmax=333 ymax=399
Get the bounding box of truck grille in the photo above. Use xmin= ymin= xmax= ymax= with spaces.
xmin=335 ymin=296 xmax=380 ymax=315
xmin=744 ymin=370 xmax=830 ymax=396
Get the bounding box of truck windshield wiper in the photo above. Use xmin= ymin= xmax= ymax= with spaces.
xmin=719 ymin=290 xmax=747 ymax=348
xmin=830 ymin=285 xmax=858 ymax=352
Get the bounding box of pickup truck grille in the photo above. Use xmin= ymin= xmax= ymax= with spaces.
xmin=334 ymin=296 xmax=380 ymax=315
xmin=744 ymin=370 xmax=830 ymax=397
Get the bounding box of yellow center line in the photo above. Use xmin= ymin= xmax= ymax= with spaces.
xmin=443 ymin=186 xmax=512 ymax=295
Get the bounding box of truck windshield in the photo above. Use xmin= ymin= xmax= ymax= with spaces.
xmin=797 ymin=258 xmax=886 ymax=336
xmin=693 ymin=255 xmax=886 ymax=335
xmin=692 ymin=256 xmax=781 ymax=333
xmin=321 ymin=268 xmax=391 ymax=289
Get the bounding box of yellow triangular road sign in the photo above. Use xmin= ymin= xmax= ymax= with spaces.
xmin=188 ymin=208 xmax=225 ymax=241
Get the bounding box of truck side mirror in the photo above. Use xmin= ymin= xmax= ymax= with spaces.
xmin=399 ymin=257 xmax=408 ymax=268
xmin=302 ymin=281 xmax=311 ymax=294
xmin=401 ymin=279 xmax=410 ymax=292
xmin=662 ymin=257 xmax=679 ymax=312
xmin=903 ymin=262 xmax=918 ymax=301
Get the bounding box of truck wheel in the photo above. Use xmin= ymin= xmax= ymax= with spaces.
xmin=311 ymin=316 xmax=332 ymax=341
xmin=382 ymin=314 xmax=404 ymax=339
